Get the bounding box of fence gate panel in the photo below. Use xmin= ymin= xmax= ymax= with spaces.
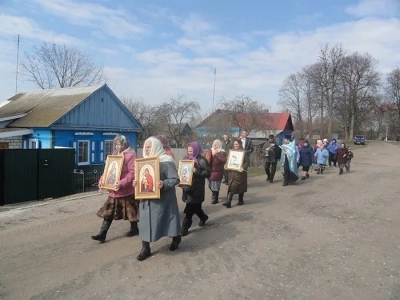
xmin=38 ymin=149 xmax=75 ymax=200
xmin=0 ymin=149 xmax=39 ymax=205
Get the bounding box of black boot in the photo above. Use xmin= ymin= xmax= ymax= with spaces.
xmin=237 ymin=193 xmax=244 ymax=206
xmin=91 ymin=219 xmax=112 ymax=243
xmin=169 ymin=236 xmax=181 ymax=251
xmin=137 ymin=241 xmax=151 ymax=261
xmin=339 ymin=168 xmax=343 ymax=175
xmin=222 ymin=193 xmax=233 ymax=208
xmin=211 ymin=191 xmax=219 ymax=204
xmin=126 ymin=221 xmax=139 ymax=237
xmin=180 ymin=217 xmax=192 ymax=236
xmin=198 ymin=214 xmax=209 ymax=227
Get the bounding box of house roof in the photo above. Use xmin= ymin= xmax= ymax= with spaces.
xmin=196 ymin=109 xmax=293 ymax=131
xmin=0 ymin=84 xmax=103 ymax=127
xmin=0 ymin=128 xmax=33 ymax=138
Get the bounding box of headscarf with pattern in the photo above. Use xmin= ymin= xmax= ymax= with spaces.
xmin=156 ymin=135 xmax=175 ymax=159
xmin=113 ymin=135 xmax=131 ymax=154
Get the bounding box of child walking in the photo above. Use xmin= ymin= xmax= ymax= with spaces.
xmin=314 ymin=144 xmax=329 ymax=174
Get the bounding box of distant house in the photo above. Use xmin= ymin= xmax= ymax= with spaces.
xmin=195 ymin=109 xmax=294 ymax=145
xmin=0 ymin=84 xmax=142 ymax=166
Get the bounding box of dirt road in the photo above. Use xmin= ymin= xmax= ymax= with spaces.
xmin=1 ymin=141 xmax=399 ymax=300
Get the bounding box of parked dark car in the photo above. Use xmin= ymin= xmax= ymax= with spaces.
xmin=354 ymin=135 xmax=365 ymax=145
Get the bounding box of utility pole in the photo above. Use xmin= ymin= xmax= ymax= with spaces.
xmin=15 ymin=35 xmax=20 ymax=94
xmin=212 ymin=68 xmax=216 ymax=112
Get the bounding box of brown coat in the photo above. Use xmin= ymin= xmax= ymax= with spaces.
xmin=335 ymin=147 xmax=348 ymax=164
xmin=228 ymin=151 xmax=250 ymax=194
xmin=206 ymin=149 xmax=227 ymax=181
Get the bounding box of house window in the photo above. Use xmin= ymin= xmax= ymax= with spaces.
xmin=78 ymin=140 xmax=90 ymax=165
xmin=105 ymin=140 xmax=114 ymax=157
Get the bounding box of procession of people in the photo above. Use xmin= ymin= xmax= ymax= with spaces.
xmin=92 ymin=132 xmax=354 ymax=261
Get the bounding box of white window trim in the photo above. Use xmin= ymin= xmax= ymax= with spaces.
xmin=29 ymin=138 xmax=39 ymax=149
xmin=77 ymin=140 xmax=90 ymax=166
xmin=105 ymin=140 xmax=114 ymax=158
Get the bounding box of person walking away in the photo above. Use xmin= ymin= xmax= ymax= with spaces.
xmin=299 ymin=139 xmax=314 ymax=180
xmin=328 ymin=138 xmax=339 ymax=167
xmin=262 ymin=135 xmax=281 ymax=183
xmin=222 ymin=134 xmax=232 ymax=184
xmin=334 ymin=143 xmax=349 ymax=175
xmin=180 ymin=142 xmax=211 ymax=236
xmin=314 ymin=144 xmax=329 ymax=174
xmin=92 ymin=135 xmax=139 ymax=243
xmin=223 ymin=139 xmax=250 ymax=208
xmin=205 ymin=139 xmax=227 ymax=204
xmin=133 ymin=137 xmax=181 ymax=261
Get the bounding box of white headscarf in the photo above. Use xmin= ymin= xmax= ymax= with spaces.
xmin=143 ymin=137 xmax=175 ymax=163
xmin=212 ymin=139 xmax=225 ymax=152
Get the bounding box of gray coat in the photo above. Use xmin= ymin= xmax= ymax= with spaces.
xmin=138 ymin=161 xmax=181 ymax=242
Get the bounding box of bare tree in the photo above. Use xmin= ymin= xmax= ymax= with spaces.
xmin=278 ymin=72 xmax=304 ymax=136
xmin=385 ymin=67 xmax=400 ymax=122
xmin=121 ymin=98 xmax=158 ymax=146
xmin=155 ymin=95 xmax=201 ymax=147
xmin=217 ymin=95 xmax=271 ymax=135
xmin=21 ymin=42 xmax=105 ymax=89
xmin=340 ymin=52 xmax=380 ymax=139
xmin=317 ymin=44 xmax=346 ymax=138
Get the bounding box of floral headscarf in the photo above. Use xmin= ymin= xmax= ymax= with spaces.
xmin=143 ymin=137 xmax=174 ymax=163
xmin=113 ymin=135 xmax=131 ymax=154
xmin=184 ymin=141 xmax=203 ymax=163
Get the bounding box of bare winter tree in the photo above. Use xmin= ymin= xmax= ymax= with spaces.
xmin=217 ymin=95 xmax=271 ymax=134
xmin=121 ymin=98 xmax=158 ymax=146
xmin=154 ymin=95 xmax=201 ymax=147
xmin=317 ymin=44 xmax=346 ymax=138
xmin=21 ymin=42 xmax=105 ymax=89
xmin=385 ymin=67 xmax=400 ymax=123
xmin=339 ymin=52 xmax=380 ymax=140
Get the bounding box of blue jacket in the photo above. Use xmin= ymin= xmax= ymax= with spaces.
xmin=315 ymin=148 xmax=329 ymax=164
xmin=299 ymin=145 xmax=314 ymax=167
xmin=327 ymin=142 xmax=339 ymax=154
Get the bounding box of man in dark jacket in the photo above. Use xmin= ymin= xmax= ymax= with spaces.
xmin=239 ymin=130 xmax=254 ymax=154
xmin=222 ymin=134 xmax=232 ymax=184
xmin=262 ymin=134 xmax=281 ymax=183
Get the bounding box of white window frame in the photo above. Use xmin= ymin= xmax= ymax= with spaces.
xmin=105 ymin=140 xmax=114 ymax=158
xmin=29 ymin=138 xmax=39 ymax=149
xmin=77 ymin=140 xmax=90 ymax=165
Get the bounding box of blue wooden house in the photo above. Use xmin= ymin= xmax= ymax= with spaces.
xmin=0 ymin=84 xmax=142 ymax=166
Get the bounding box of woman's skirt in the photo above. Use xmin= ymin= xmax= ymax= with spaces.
xmin=208 ymin=179 xmax=222 ymax=192
xmin=96 ymin=194 xmax=139 ymax=221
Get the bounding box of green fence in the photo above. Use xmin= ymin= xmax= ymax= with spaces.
xmin=0 ymin=149 xmax=75 ymax=206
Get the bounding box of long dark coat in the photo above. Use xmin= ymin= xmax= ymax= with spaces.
xmin=183 ymin=155 xmax=211 ymax=204
xmin=335 ymin=147 xmax=349 ymax=164
xmin=207 ymin=150 xmax=226 ymax=181
xmin=138 ymin=161 xmax=181 ymax=242
xmin=228 ymin=151 xmax=250 ymax=194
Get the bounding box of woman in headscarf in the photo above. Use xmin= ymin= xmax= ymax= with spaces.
xmin=222 ymin=138 xmax=250 ymax=208
xmin=204 ymin=139 xmax=227 ymax=204
xmin=180 ymin=141 xmax=211 ymax=236
xmin=299 ymin=139 xmax=314 ymax=180
xmin=133 ymin=137 xmax=181 ymax=261
xmin=156 ymin=135 xmax=175 ymax=159
xmin=92 ymin=135 xmax=139 ymax=243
